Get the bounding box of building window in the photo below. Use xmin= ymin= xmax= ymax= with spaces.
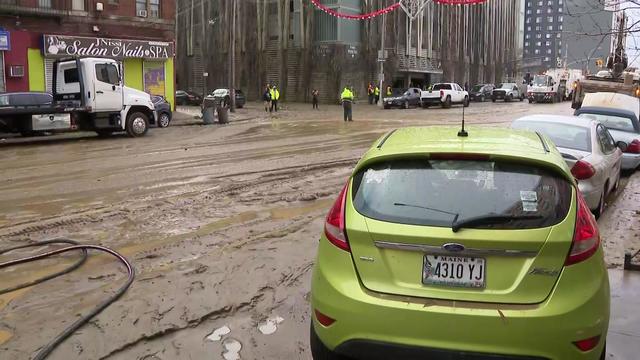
xmin=546 ymin=33 xmax=552 ymax=39
xmin=136 ymin=0 xmax=146 ymax=14
xmin=547 ymin=16 xmax=554 ymax=22
xmin=547 ymin=25 xmax=553 ymax=31
xmin=38 ymin=0 xmax=52 ymax=7
xmin=72 ymin=0 xmax=84 ymax=10
xmin=536 ymin=17 xmax=542 ymax=23
xmin=149 ymin=0 xmax=160 ymax=17
xmin=544 ymin=57 xmax=550 ymax=62
xmin=535 ymin=49 xmax=540 ymax=55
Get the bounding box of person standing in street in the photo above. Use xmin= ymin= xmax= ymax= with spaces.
xmin=386 ymin=85 xmax=392 ymax=97
xmin=340 ymin=86 xmax=354 ymax=122
xmin=312 ymin=89 xmax=319 ymax=109
xmin=374 ymin=85 xmax=380 ymax=104
xmin=270 ymin=85 xmax=280 ymax=112
xmin=367 ymin=83 xmax=374 ymax=104
xmin=262 ymin=85 xmax=271 ymax=112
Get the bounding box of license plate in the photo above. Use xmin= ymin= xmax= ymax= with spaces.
xmin=422 ymin=255 xmax=485 ymax=288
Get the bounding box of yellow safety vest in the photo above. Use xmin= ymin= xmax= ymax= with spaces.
xmin=374 ymin=87 xmax=380 ymax=95
xmin=341 ymin=88 xmax=354 ymax=101
xmin=270 ymin=89 xmax=280 ymax=100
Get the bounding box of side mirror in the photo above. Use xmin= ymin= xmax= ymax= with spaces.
xmin=616 ymin=141 xmax=628 ymax=151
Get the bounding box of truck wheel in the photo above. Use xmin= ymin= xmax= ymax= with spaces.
xmin=519 ymin=95 xmax=524 ymax=102
xmin=443 ymin=96 xmax=451 ymax=109
xmin=491 ymin=97 xmax=496 ymax=103
xmin=126 ymin=112 xmax=149 ymax=137
xmin=528 ymin=99 xmax=533 ymax=104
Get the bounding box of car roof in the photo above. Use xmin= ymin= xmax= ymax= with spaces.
xmin=582 ymin=92 xmax=640 ymax=118
xmin=356 ymin=126 xmax=572 ymax=180
xmin=513 ymin=114 xmax=597 ymax=129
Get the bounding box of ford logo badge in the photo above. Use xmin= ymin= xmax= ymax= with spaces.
xmin=442 ymin=243 xmax=465 ymax=252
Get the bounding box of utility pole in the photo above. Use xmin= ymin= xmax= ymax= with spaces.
xmin=377 ymin=11 xmax=386 ymax=109
xmin=229 ymin=0 xmax=237 ymax=112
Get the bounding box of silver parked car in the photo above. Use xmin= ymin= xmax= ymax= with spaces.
xmin=512 ymin=115 xmax=625 ymax=218
xmin=574 ymin=92 xmax=640 ymax=171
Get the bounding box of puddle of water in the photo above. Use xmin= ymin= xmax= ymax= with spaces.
xmin=0 ymin=329 xmax=12 ymax=345
xmin=269 ymin=199 xmax=333 ymax=221
xmin=206 ymin=325 xmax=231 ymax=341
xmin=222 ymin=338 xmax=242 ymax=360
xmin=258 ymin=316 xmax=284 ymax=335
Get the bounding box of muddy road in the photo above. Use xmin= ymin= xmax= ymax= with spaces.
xmin=1 ymin=101 xmax=638 ymax=359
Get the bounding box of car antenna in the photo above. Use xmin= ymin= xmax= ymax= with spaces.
xmin=458 ymin=100 xmax=468 ymax=137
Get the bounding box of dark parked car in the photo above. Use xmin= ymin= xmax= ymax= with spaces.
xmin=383 ymin=87 xmax=421 ymax=109
xmin=175 ymin=90 xmax=202 ymax=106
xmin=151 ymin=95 xmax=172 ymax=128
xmin=206 ymin=89 xmax=246 ymax=108
xmin=469 ymin=84 xmax=494 ymax=102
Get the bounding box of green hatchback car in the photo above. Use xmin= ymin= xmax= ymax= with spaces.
xmin=310 ymin=126 xmax=609 ymax=360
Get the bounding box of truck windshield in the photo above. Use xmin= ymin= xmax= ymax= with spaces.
xmin=533 ymin=75 xmax=549 ymax=86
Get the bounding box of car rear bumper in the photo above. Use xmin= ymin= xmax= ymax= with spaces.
xmin=621 ymin=152 xmax=640 ymax=170
xmin=311 ymin=237 xmax=609 ymax=360
xmin=421 ymin=97 xmax=442 ymax=105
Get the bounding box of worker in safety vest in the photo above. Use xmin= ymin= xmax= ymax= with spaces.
xmin=386 ymin=85 xmax=392 ymax=97
xmin=269 ymin=86 xmax=280 ymax=112
xmin=340 ymin=86 xmax=354 ymax=122
xmin=367 ymin=83 xmax=374 ymax=104
xmin=374 ymin=85 xmax=380 ymax=104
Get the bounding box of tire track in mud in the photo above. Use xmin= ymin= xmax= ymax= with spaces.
xmin=0 ymin=158 xmax=357 ymax=239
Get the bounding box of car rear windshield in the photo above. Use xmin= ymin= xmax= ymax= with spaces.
xmin=351 ymin=159 xmax=571 ymax=229
xmin=577 ymin=113 xmax=636 ymax=133
xmin=432 ymin=84 xmax=451 ymax=90
xmin=512 ymin=120 xmax=591 ymax=152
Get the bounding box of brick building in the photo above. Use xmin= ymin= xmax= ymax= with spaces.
xmin=0 ymin=0 xmax=176 ymax=108
xmin=176 ymin=0 xmax=521 ymax=104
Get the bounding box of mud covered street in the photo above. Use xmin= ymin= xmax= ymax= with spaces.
xmin=1 ymin=101 xmax=639 ymax=359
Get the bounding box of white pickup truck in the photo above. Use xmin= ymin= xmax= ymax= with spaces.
xmin=421 ymin=83 xmax=470 ymax=108
xmin=0 ymin=57 xmax=156 ymax=137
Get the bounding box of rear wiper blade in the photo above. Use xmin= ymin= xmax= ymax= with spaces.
xmin=393 ymin=203 xmax=459 ymax=218
xmin=451 ymin=214 xmax=543 ymax=233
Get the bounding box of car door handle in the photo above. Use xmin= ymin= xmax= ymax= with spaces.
xmin=96 ymin=91 xmax=104 ymax=94
xmin=112 ymin=85 xmax=117 ymax=91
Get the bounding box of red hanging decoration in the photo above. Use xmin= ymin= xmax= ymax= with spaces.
xmin=310 ymin=1 xmax=489 ymax=21
xmin=310 ymin=0 xmax=401 ymax=20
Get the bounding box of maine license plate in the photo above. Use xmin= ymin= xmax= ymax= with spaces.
xmin=422 ymin=255 xmax=485 ymax=288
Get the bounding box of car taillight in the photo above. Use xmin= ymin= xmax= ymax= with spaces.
xmin=571 ymin=160 xmax=595 ymax=180
xmin=324 ymin=183 xmax=350 ymax=252
xmin=440 ymin=90 xmax=444 ymax=98
xmin=626 ymin=139 xmax=640 ymax=153
xmin=566 ymin=191 xmax=600 ymax=266
xmin=314 ymin=309 xmax=336 ymax=327
xmin=573 ymin=335 xmax=601 ymax=351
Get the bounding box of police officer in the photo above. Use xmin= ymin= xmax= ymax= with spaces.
xmin=374 ymin=85 xmax=380 ymax=104
xmin=270 ymin=85 xmax=280 ymax=112
xmin=340 ymin=86 xmax=354 ymax=122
